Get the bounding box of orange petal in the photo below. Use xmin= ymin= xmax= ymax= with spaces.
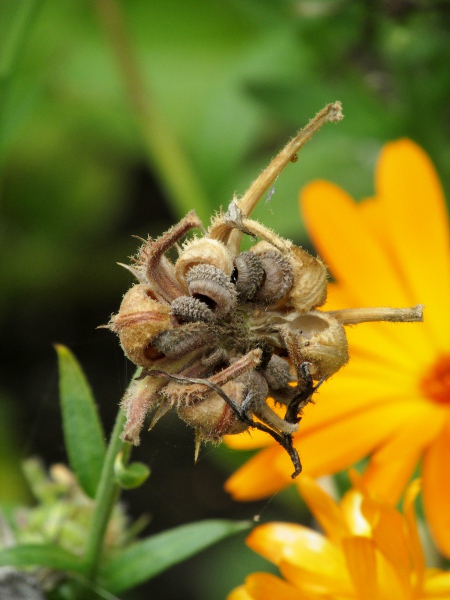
xmin=422 ymin=415 xmax=450 ymax=558
xmin=342 ymin=536 xmax=378 ymax=600
xmin=301 ymin=180 xmax=412 ymax=307
xmin=402 ymin=479 xmax=425 ymax=592
xmin=343 ymin=318 xmax=434 ymax=374
xmin=326 ymin=286 xmax=428 ymax=371
xmin=361 ymin=500 xmax=411 ymax=595
xmin=225 ymin=399 xmax=285 ymax=450
xmin=296 ymin=475 xmax=349 ymax=545
xmin=301 ymin=181 xmax=431 ymax=363
xmin=299 ymin=363 xmax=420 ymax=438
xmin=326 ymin=284 xmax=434 ymax=371
xmin=280 ymin=559 xmax=352 ymax=597
xmin=358 ymin=196 xmax=389 ymax=246
xmin=374 ymin=548 xmax=412 ymax=600
xmin=246 ymin=522 xmax=332 ymax=567
xmin=340 ymin=489 xmax=376 ymax=539
xmin=376 ymin=139 xmax=450 ymax=353
xmin=423 ymin=570 xmax=450 ymax=597
xmin=224 ymin=444 xmax=292 ymax=501
xmin=231 ymin=573 xmax=302 ymax=600
xmin=360 ymin=400 xmax=446 ymax=504
xmin=227 ymin=584 xmax=254 ymax=600
xmin=224 ymin=428 xmax=275 ymax=450
xmin=298 ymin=399 xmax=425 ymax=478
xmin=323 ymin=282 xmax=353 ymax=310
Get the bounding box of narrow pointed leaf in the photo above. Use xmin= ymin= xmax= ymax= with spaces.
xmin=101 ymin=519 xmax=251 ymax=593
xmin=0 ymin=544 xmax=84 ymax=574
xmin=55 ymin=345 xmax=106 ymax=499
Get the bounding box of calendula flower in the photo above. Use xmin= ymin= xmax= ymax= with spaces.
xmin=225 ymin=140 xmax=450 ymax=556
xmin=228 ymin=475 xmax=450 ymax=600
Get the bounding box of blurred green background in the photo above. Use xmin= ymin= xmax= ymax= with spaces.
xmin=1 ymin=0 xmax=449 ymax=598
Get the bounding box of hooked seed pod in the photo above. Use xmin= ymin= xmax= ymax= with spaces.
xmin=170 ymin=295 xmax=216 ymax=324
xmin=108 ymin=284 xmax=172 ymax=368
xmin=153 ymin=322 xmax=217 ymax=359
xmin=250 ymin=243 xmax=294 ymax=305
xmin=175 ymin=238 xmax=233 ymax=286
xmin=231 ymin=251 xmax=264 ymax=301
xmin=262 ymin=354 xmax=292 ymax=390
xmin=186 ymin=263 xmax=237 ymax=318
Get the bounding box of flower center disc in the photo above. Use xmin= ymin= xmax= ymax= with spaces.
xmin=421 ymin=355 xmax=450 ymax=405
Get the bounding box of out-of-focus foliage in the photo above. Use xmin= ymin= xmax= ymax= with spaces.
xmin=2 ymin=0 xmax=449 ymax=307
xmin=1 ymin=1 xmax=449 ymax=598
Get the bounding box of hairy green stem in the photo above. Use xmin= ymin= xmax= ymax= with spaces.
xmin=95 ymin=0 xmax=211 ymax=224
xmin=84 ymin=406 xmax=128 ymax=582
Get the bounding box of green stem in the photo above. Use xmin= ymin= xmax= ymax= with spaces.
xmin=95 ymin=0 xmax=212 ymax=224
xmin=84 ymin=406 xmax=128 ymax=581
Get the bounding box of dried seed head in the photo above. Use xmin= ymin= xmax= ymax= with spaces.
xmin=171 ymin=295 xmax=216 ymax=323
xmin=108 ymin=284 xmax=172 ymax=367
xmin=251 ymin=250 xmax=294 ymax=305
xmin=232 ymin=251 xmax=264 ymax=301
xmin=175 ymin=238 xmax=233 ymax=285
xmin=110 ymin=102 xmax=424 ymax=477
xmin=186 ymin=264 xmax=237 ymax=318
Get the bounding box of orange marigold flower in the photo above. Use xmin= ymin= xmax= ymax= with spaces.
xmin=228 ymin=475 xmax=450 ymax=600
xmin=225 ymin=140 xmax=450 ymax=556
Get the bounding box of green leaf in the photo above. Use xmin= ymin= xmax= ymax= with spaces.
xmin=55 ymin=345 xmax=106 ymax=499
xmin=0 ymin=0 xmax=43 ymax=154
xmin=0 ymin=544 xmax=84 ymax=574
xmin=114 ymin=451 xmax=150 ymax=489
xmin=0 ymin=0 xmax=42 ymax=81
xmin=101 ymin=519 xmax=251 ymax=594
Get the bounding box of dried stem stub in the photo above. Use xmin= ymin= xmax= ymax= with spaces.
xmin=107 ymin=102 xmax=423 ymax=477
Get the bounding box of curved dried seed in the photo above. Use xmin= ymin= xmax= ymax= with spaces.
xmin=153 ymin=323 xmax=216 ymax=358
xmin=252 ymin=251 xmax=294 ymax=304
xmin=232 ymin=251 xmax=264 ymax=301
xmin=187 ymin=264 xmax=237 ymax=318
xmin=263 ymin=355 xmax=292 ymax=390
xmin=170 ymin=295 xmax=216 ymax=323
